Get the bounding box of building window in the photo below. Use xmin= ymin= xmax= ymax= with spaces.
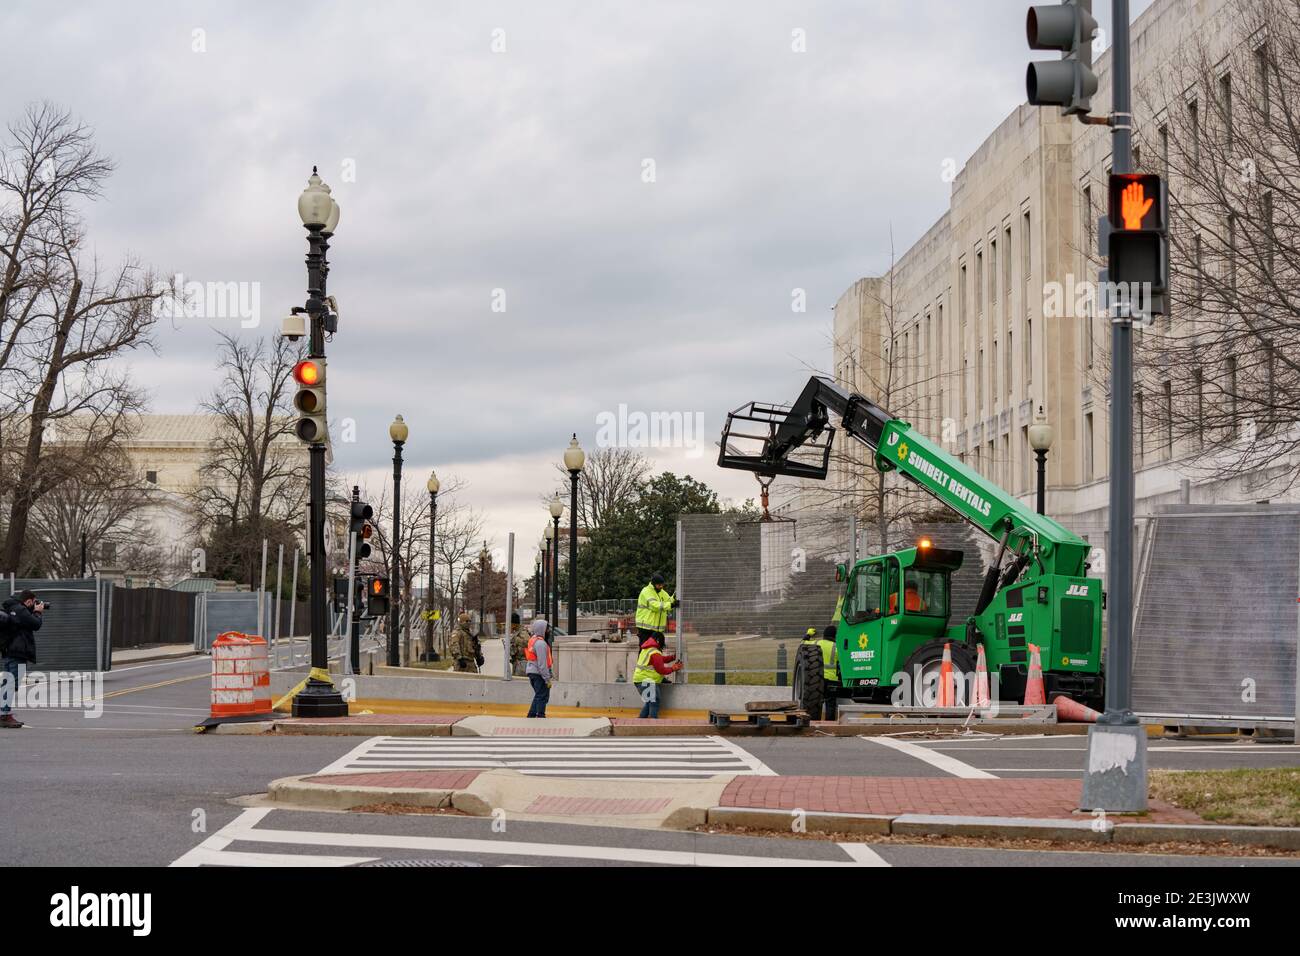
xmin=1193 ymin=368 xmax=1204 ymax=450
xmin=976 ymin=250 xmax=984 ymax=319
xmin=1226 ymin=356 xmax=1238 ymax=440
xmin=1263 ymin=191 xmax=1275 ymax=276
xmin=1188 ymin=98 xmax=1200 ymax=164
xmin=977 ymin=348 xmax=984 ymax=412
xmin=1083 ymin=185 xmax=1094 ymax=252
xmin=1025 ymin=318 xmax=1033 ymax=385
xmin=1084 ymin=300 xmax=1094 ymax=369
xmin=962 ymin=359 xmax=968 ymax=421
xmin=1084 ymin=413 xmax=1094 ymax=481
xmin=1136 ymin=392 xmax=1145 ymax=466
xmin=1194 ymin=234 xmax=1204 ymax=307
xmin=1003 ymin=225 xmax=1012 ymax=302
xmin=992 ymin=339 xmax=999 ymax=407
xmin=990 ymin=240 xmax=999 ymax=321
xmin=1021 ymin=425 xmax=1030 ymax=493
xmin=960 ymin=264 xmax=968 ymax=327
xmin=1022 ymin=210 xmax=1031 ymax=280
xmin=1220 ymin=72 xmax=1233 ymax=150
xmin=145 ymin=470 xmax=158 ymax=485
xmin=1163 ymin=380 xmax=1173 ymax=459
xmin=1256 ymin=45 xmax=1270 ymax=121
xmin=1006 ymin=329 xmax=1013 ymax=397
xmin=937 ymin=302 xmax=945 ymax=363
xmin=102 ymin=543 xmax=117 ymax=564
xmin=1158 ymin=125 xmax=1169 ymax=176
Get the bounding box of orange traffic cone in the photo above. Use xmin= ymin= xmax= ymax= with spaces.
xmin=1023 ymin=643 xmax=1046 ymax=705
xmin=973 ymin=644 xmax=991 ymax=708
xmin=938 ymin=642 xmax=956 ymax=707
xmin=1054 ymin=694 xmax=1101 ymax=723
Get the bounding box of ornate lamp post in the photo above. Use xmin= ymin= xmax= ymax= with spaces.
xmin=548 ymin=495 xmax=563 ymax=632
xmin=542 ymin=525 xmax=554 ymax=625
xmin=563 ymin=435 xmax=585 ymax=635
xmin=1028 ymin=405 xmax=1055 ymax=517
xmin=477 ymin=542 xmax=489 ymax=636
xmin=388 ymin=414 xmax=408 ymax=665
xmin=426 ymin=470 xmax=439 ymax=659
xmin=292 ymin=168 xmax=347 ymax=717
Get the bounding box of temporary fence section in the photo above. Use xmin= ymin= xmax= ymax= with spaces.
xmin=676 ymin=513 xmax=847 ymax=685
xmin=1132 ymin=503 xmax=1299 ymax=730
xmin=110 ymin=586 xmax=196 ymax=650
xmin=4 ymin=576 xmax=112 ymax=672
xmin=193 ymin=590 xmax=273 ymax=654
xmin=676 ymin=513 xmax=994 ymax=686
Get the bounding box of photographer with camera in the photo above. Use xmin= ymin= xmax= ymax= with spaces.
xmin=1 ymin=589 xmax=44 ymax=729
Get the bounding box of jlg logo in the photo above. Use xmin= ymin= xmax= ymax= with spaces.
xmin=1008 ymin=612 xmax=1023 ymax=623
xmin=1066 ymin=584 xmax=1089 ymax=597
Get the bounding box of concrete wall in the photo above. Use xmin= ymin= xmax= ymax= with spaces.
xmin=271 ymin=665 xmax=787 ymax=716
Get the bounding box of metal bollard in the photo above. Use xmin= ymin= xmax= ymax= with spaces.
xmin=713 ymin=642 xmax=725 ymax=685
xmin=776 ymin=642 xmax=787 ymax=687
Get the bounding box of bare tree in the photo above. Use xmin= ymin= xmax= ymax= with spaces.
xmin=812 ymin=234 xmax=943 ymax=551
xmin=552 ymin=446 xmax=650 ymax=534
xmin=0 ymin=103 xmax=167 ymax=572
xmin=191 ymin=330 xmax=307 ymax=532
xmin=1122 ymin=0 xmax=1300 ymax=491
xmin=28 ymin=444 xmax=166 ymax=578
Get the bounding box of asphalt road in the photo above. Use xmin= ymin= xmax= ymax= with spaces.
xmin=6 ymin=657 xmax=1298 ymax=866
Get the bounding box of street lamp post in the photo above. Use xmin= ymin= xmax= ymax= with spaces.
xmin=292 ymin=168 xmax=347 ymax=718
xmin=563 ymin=435 xmax=585 ymax=635
xmin=478 ymin=542 xmax=489 ymax=636
xmin=426 ymin=470 xmax=439 ymax=660
xmin=1028 ymin=405 xmax=1055 ymax=517
xmin=533 ymin=558 xmax=541 ymax=620
xmin=542 ymin=525 xmax=554 ymax=625
xmin=388 ymin=415 xmax=408 ymax=666
xmin=549 ymin=496 xmax=563 ymax=632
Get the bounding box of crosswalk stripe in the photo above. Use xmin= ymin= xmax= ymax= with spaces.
xmin=215 ymin=817 xmax=872 ymax=867
xmin=318 ymin=735 xmax=772 ymax=779
xmin=864 ymin=736 xmax=998 ymax=779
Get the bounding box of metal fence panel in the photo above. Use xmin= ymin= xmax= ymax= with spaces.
xmin=194 ymin=591 xmax=272 ymax=652
xmin=5 ymin=577 xmax=106 ymax=671
xmin=1132 ymin=505 xmax=1298 ymax=724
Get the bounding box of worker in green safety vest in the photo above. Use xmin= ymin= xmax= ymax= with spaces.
xmin=635 ymin=572 xmax=677 ymax=649
xmin=800 ymin=625 xmax=841 ymax=720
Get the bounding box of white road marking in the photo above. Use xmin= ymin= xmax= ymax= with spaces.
xmin=169 ymin=808 xmax=271 ymax=866
xmin=711 ymin=735 xmax=777 ymax=775
xmin=321 ymin=735 xmax=771 ymax=779
xmin=864 ymin=736 xmax=998 ymax=778
xmin=838 ymin=843 xmax=892 ymax=866
xmin=212 ymin=816 xmax=870 ymax=867
xmin=177 ymin=848 xmax=378 ymax=867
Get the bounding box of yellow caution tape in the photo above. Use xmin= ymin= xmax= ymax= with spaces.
xmin=271 ymin=667 xmax=338 ymax=712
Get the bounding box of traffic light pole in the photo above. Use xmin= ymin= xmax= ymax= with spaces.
xmin=350 ymin=485 xmax=362 ymax=673
xmin=293 ymin=224 xmax=347 ymax=717
xmin=1081 ymin=0 xmax=1147 ymax=811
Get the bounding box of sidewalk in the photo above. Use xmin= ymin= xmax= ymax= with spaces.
xmin=265 ymin=767 xmax=1300 ymax=850
xmin=112 ymin=643 xmax=198 ymax=665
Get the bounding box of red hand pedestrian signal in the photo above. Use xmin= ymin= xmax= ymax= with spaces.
xmin=1121 ymin=181 xmax=1153 ymax=231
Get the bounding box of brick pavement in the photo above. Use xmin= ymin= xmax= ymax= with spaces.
xmin=718 ymin=775 xmax=1204 ymax=823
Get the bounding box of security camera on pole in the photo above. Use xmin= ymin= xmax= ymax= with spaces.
xmin=1026 ymin=0 xmax=1155 ymax=810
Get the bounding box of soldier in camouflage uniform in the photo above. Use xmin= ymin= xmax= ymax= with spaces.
xmin=508 ymin=612 xmax=529 ymax=676
xmin=449 ymin=611 xmax=479 ymax=672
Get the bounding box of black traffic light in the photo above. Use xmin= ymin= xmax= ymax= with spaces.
xmin=1107 ymin=172 xmax=1169 ymax=317
xmin=1026 ymin=0 xmax=1098 ymax=116
xmin=292 ymin=358 xmax=327 ymax=443
xmin=366 ymin=576 xmax=391 ymax=618
xmin=349 ymin=500 xmax=374 ymax=560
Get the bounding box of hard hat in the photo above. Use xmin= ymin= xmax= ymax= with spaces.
xmin=806 ymin=627 xmax=817 ymax=637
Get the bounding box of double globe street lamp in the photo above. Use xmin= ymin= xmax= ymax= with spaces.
xmin=548 ymin=495 xmax=563 ymax=632
xmin=388 ymin=414 xmax=408 ymax=665
xmin=292 ymin=168 xmax=347 ymax=718
xmin=426 ymin=470 xmax=439 ymax=659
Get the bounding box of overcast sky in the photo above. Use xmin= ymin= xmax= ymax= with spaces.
xmin=1 ymin=0 xmax=1152 ymax=570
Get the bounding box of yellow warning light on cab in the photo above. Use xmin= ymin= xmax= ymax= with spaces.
xmin=918 ymin=537 xmax=933 ymax=550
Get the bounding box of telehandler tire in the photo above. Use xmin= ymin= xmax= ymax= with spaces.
xmin=900 ymin=639 xmax=975 ymax=707
xmin=793 ymin=643 xmax=826 ymax=719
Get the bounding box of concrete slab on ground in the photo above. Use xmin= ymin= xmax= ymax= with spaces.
xmin=452 ymin=715 xmax=613 ymax=737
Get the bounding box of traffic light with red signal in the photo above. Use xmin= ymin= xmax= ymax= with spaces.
xmin=292 ymin=358 xmax=327 ymax=443
xmin=1107 ymin=172 xmax=1169 ymax=318
xmin=365 ymin=576 xmax=391 ymax=618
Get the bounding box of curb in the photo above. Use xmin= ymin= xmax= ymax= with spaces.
xmin=272 ymin=721 xmax=454 ymax=737
xmin=703 ymin=806 xmax=1300 ymax=850
xmin=268 ymin=775 xmax=454 ymax=810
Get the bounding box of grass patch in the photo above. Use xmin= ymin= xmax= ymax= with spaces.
xmin=1149 ymin=768 xmax=1300 ymax=827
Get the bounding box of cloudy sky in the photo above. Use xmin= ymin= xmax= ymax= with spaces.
xmin=1 ymin=0 xmax=1151 ymax=569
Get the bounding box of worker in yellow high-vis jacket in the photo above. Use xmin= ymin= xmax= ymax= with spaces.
xmin=635 ymin=573 xmax=677 ymax=649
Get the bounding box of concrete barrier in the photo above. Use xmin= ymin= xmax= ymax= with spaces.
xmin=269 ymin=666 xmax=788 ymax=717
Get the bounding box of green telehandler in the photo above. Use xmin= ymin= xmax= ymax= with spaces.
xmin=719 ymin=376 xmax=1105 ymax=716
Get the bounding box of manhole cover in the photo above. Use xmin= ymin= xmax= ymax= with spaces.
xmin=356 ymin=859 xmax=483 ymax=867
